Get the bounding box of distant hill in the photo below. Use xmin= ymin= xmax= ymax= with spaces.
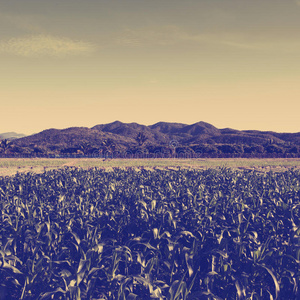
xmin=7 ymin=121 xmax=300 ymax=158
xmin=92 ymin=121 xmax=168 ymax=145
xmin=0 ymin=132 xmax=26 ymax=140
xmin=12 ymin=127 xmax=135 ymax=150
xmin=149 ymin=122 xmax=187 ymax=134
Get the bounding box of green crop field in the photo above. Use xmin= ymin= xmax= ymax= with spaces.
xmin=1 ymin=167 xmax=300 ymax=299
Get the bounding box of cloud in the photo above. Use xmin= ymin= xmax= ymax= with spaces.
xmin=0 ymin=35 xmax=96 ymax=57
xmin=115 ymin=25 xmax=300 ymax=53
xmin=295 ymin=0 xmax=300 ymax=6
xmin=115 ymin=26 xmax=191 ymax=46
xmin=115 ymin=26 xmax=259 ymax=50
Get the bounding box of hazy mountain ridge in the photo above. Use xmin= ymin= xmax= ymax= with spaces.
xmin=0 ymin=132 xmax=26 ymax=140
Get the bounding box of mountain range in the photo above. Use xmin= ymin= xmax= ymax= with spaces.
xmin=1 ymin=121 xmax=299 ymax=157
xmin=8 ymin=121 xmax=299 ymax=147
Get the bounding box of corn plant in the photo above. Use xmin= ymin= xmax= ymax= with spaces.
xmin=0 ymin=167 xmax=299 ymax=299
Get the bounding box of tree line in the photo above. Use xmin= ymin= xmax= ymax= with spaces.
xmin=1 ymin=137 xmax=299 ymax=158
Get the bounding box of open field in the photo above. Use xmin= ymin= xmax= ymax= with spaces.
xmin=0 ymin=157 xmax=300 ymax=177
xmin=1 ymin=166 xmax=300 ymax=298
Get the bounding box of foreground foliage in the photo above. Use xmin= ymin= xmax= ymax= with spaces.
xmin=0 ymin=167 xmax=300 ymax=299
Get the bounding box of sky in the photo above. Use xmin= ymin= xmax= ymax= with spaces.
xmin=0 ymin=0 xmax=299 ymax=135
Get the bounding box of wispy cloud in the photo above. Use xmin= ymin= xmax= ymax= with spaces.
xmin=0 ymin=35 xmax=96 ymax=57
xmin=115 ymin=25 xmax=300 ymax=53
xmin=115 ymin=25 xmax=259 ymax=50
xmin=115 ymin=26 xmax=188 ymax=46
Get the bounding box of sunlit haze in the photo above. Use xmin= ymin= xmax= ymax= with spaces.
xmin=1 ymin=0 xmax=299 ymax=135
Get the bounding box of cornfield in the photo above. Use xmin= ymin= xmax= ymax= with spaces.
xmin=0 ymin=167 xmax=299 ymax=299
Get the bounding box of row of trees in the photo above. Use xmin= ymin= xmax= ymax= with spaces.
xmin=1 ymin=138 xmax=300 ymax=158
xmin=126 ymin=143 xmax=300 ymax=158
xmin=0 ymin=139 xmax=119 ymax=158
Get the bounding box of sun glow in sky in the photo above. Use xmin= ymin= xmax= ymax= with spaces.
xmin=0 ymin=0 xmax=299 ymax=135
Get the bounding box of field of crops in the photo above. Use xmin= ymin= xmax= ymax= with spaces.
xmin=0 ymin=167 xmax=300 ymax=299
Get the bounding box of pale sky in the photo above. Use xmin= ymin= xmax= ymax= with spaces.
xmin=0 ymin=0 xmax=299 ymax=135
